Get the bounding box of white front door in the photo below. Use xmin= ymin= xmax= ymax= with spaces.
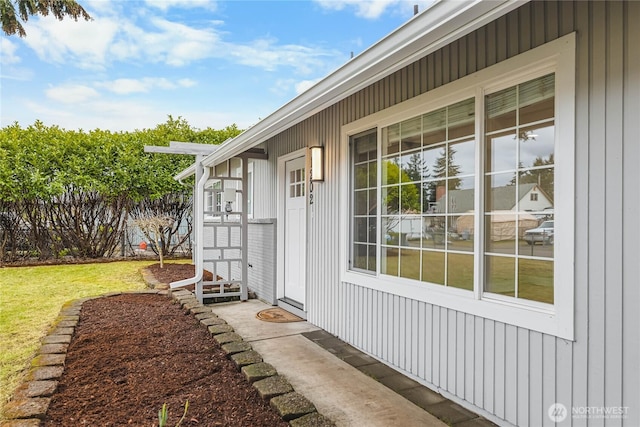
xmin=284 ymin=156 xmax=306 ymax=306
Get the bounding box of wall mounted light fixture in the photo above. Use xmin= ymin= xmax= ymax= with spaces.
xmin=309 ymin=146 xmax=324 ymax=182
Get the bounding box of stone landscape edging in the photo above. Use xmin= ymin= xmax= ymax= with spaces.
xmin=169 ymin=288 xmax=335 ymax=426
xmin=0 ymin=286 xmax=334 ymax=427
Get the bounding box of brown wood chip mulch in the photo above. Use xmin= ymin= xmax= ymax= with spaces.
xmin=42 ymin=267 xmax=289 ymax=426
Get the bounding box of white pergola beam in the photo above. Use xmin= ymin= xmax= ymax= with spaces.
xmin=144 ymin=141 xmax=219 ymax=156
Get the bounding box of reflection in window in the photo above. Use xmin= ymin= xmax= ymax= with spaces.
xmin=205 ymin=180 xmax=222 ymax=214
xmin=484 ymin=74 xmax=555 ymax=304
xmin=347 ymin=73 xmax=557 ymax=308
xmin=380 ymin=98 xmax=476 ymax=286
xmin=351 ymin=129 xmax=377 ymax=273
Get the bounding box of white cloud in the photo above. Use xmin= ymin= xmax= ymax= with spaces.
xmin=45 ymin=84 xmax=100 ymax=103
xmin=20 ymin=97 xmax=257 ymax=132
xmin=0 ymin=38 xmax=31 ymax=81
xmin=84 ymin=0 xmax=119 ymax=14
xmin=112 ymin=16 xmax=339 ymax=74
xmin=314 ymin=0 xmax=397 ymax=19
xmin=23 ymin=98 xmax=158 ymax=131
xmin=97 ymin=77 xmax=197 ymax=94
xmin=0 ymin=39 xmax=21 ymax=65
xmin=16 ymin=2 xmax=342 ymax=78
xmin=228 ymin=38 xmax=338 ymax=75
xmin=144 ymin=0 xmax=219 ymax=12
xmin=177 ymin=78 xmax=197 ymax=88
xmin=270 ymin=79 xmax=295 ymax=97
xmin=295 ymin=78 xmax=322 ymax=95
xmin=270 ymin=76 xmax=322 ymax=97
xmin=22 ymin=15 xmax=119 ymax=69
xmin=314 ymin=0 xmax=435 ymax=19
xmin=145 ymin=18 xmax=221 ymax=66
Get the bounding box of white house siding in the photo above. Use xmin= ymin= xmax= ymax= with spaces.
xmin=247 ymin=220 xmax=276 ymax=304
xmin=244 ymin=1 xmax=639 ymax=425
xmin=249 ymin=148 xmax=278 ymax=219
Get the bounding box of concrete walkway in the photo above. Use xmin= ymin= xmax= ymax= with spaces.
xmin=209 ymin=299 xmax=476 ymax=427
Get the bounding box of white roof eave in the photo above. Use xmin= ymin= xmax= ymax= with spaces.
xmin=177 ymin=0 xmax=526 ymax=176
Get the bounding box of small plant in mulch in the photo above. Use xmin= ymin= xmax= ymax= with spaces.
xmin=158 ymin=400 xmax=189 ymax=427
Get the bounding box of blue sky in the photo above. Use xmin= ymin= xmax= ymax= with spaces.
xmin=1 ymin=0 xmax=435 ymax=132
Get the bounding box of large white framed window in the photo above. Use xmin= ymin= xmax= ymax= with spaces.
xmin=341 ymin=34 xmax=575 ymax=339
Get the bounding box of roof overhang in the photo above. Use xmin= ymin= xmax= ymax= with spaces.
xmin=177 ymin=0 xmax=527 ymax=178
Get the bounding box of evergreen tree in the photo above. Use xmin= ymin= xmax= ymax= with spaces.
xmin=403 ymin=153 xmax=428 ymax=182
xmin=403 ymin=152 xmax=429 ymax=212
xmin=432 ymin=146 xmax=461 ymax=188
xmin=424 ymin=146 xmax=462 ymax=213
xmin=2 ymin=0 xmax=91 ymax=37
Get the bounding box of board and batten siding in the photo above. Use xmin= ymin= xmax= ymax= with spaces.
xmin=249 ymin=1 xmax=639 ymax=425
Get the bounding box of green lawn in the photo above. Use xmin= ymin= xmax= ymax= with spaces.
xmin=0 ymin=260 xmax=162 ymax=415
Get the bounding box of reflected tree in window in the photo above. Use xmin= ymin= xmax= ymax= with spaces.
xmin=513 ymin=155 xmax=555 ymax=200
xmin=382 ymin=160 xmax=420 ymax=214
xmin=432 ymin=146 xmax=462 ymax=187
xmin=425 ymin=146 xmax=463 ymax=211
xmin=403 ymin=153 xmax=430 ymax=209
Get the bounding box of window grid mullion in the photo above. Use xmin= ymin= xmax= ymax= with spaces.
xmin=514 ymin=82 xmax=521 ymax=299
xmin=474 ymin=88 xmax=484 ymax=301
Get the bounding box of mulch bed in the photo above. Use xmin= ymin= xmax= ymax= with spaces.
xmin=43 ymin=264 xmax=289 ymax=426
xmin=146 ymin=263 xmax=214 ymax=284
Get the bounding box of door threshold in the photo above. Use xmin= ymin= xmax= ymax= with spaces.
xmin=278 ymin=298 xmax=306 ymax=320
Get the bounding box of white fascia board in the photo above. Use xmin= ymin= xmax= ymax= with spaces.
xmin=197 ymin=0 xmax=526 ymax=169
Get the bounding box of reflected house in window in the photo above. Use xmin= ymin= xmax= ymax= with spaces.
xmin=437 ymin=183 xmax=552 ymax=213
xmin=435 ymin=183 xmax=552 ymax=239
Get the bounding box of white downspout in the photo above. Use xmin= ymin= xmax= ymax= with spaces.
xmin=170 ymin=159 xmax=210 ymax=303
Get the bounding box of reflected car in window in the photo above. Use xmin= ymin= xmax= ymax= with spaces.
xmin=524 ymin=220 xmax=554 ymax=245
